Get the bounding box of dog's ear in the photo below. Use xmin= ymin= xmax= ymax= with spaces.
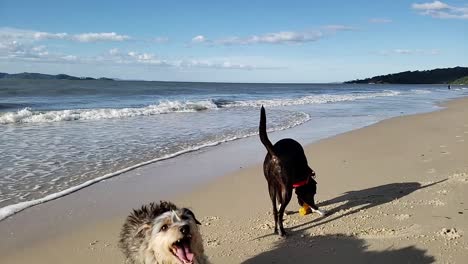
xmin=135 ymin=223 xmax=152 ymax=237
xmin=183 ymin=208 xmax=202 ymax=225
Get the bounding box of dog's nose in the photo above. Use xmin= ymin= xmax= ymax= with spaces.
xmin=180 ymin=225 xmax=190 ymax=235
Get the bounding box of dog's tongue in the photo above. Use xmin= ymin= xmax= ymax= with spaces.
xmin=175 ymin=244 xmax=194 ymax=264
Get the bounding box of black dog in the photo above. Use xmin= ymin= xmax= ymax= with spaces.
xmin=259 ymin=106 xmax=324 ymax=236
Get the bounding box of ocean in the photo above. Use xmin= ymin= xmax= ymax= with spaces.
xmin=0 ymin=79 xmax=467 ymax=220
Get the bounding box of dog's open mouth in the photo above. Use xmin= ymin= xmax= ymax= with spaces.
xmin=171 ymin=237 xmax=194 ymax=264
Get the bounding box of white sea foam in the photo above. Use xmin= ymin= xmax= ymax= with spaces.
xmin=0 ymin=100 xmax=218 ymax=124
xmin=410 ymin=89 xmax=431 ymax=94
xmin=0 ymin=91 xmax=402 ymax=124
xmin=221 ymin=90 xmax=401 ymax=108
xmin=0 ymin=112 xmax=310 ymax=221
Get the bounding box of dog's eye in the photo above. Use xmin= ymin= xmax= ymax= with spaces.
xmin=160 ymin=224 xmax=168 ymax=232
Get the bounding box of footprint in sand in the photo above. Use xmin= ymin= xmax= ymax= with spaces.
xmin=440 ymin=151 xmax=450 ymax=155
xmin=395 ymin=214 xmax=411 ymax=221
xmin=428 ymin=199 xmax=445 ymax=206
xmin=206 ymin=239 xmax=221 ymax=247
xmin=426 ymin=168 xmax=436 ymax=174
xmin=439 ymin=228 xmax=461 ymax=240
xmin=437 ymin=189 xmax=448 ymax=195
xmin=355 ymin=224 xmax=420 ymax=239
xmin=448 ymin=172 xmax=468 ymax=183
xmin=439 ymin=145 xmax=447 ymax=148
xmin=202 ymin=216 xmax=220 ymax=226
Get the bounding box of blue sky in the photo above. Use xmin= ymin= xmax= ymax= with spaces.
xmin=0 ymin=0 xmax=467 ymax=83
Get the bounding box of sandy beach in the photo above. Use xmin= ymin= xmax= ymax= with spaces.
xmin=1 ymin=97 xmax=467 ymax=263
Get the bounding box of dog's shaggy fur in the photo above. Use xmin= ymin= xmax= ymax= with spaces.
xmin=260 ymin=106 xmax=324 ymax=236
xmin=119 ymin=201 xmax=209 ymax=264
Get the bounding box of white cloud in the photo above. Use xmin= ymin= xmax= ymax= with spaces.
xmin=394 ymin=49 xmax=413 ymax=54
xmin=61 ymin=55 xmax=78 ymax=61
xmin=191 ymin=35 xmax=206 ymax=43
xmin=175 ymin=59 xmax=256 ymax=70
xmin=33 ymin=32 xmax=68 ymax=40
xmin=214 ymin=31 xmax=323 ymax=45
xmin=0 ymin=27 xmax=131 ymax=43
xmin=412 ymin=1 xmax=468 ymax=19
xmin=153 ymin=37 xmax=169 ymax=43
xmin=378 ymin=49 xmax=441 ymax=55
xmin=369 ymin=18 xmax=393 ymax=23
xmin=127 ymin=51 xmax=157 ymax=62
xmin=104 ymin=48 xmax=265 ymax=70
xmin=2 ymin=48 xmax=269 ymax=70
xmin=323 ymin=25 xmax=356 ymax=31
xmin=0 ymin=28 xmax=130 ymax=65
xmin=72 ymin=32 xmax=130 ymax=42
xmin=412 ymin=1 xmax=450 ymax=10
xmin=0 ymin=41 xmax=75 ymax=63
xmin=108 ymin=48 xmax=120 ymax=56
xmin=0 ymin=28 xmax=68 ymax=42
xmin=193 ymin=25 xmax=354 ymax=46
xmin=429 ymin=49 xmax=441 ymax=55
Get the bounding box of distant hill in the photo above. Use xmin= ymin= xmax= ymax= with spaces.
xmin=0 ymin=72 xmax=114 ymax=81
xmin=451 ymin=76 xmax=468 ymax=85
xmin=345 ymin=67 xmax=468 ymax=84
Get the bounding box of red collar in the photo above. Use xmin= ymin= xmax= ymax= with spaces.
xmin=292 ymin=177 xmax=309 ymax=188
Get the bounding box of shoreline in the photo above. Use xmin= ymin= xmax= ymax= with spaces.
xmin=0 ymin=109 xmax=311 ymax=221
xmin=1 ymin=96 xmax=467 ymax=263
xmin=0 ymin=89 xmax=454 ymax=221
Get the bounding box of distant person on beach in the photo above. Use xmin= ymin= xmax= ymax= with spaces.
xmin=448 ymin=85 xmax=451 ymax=90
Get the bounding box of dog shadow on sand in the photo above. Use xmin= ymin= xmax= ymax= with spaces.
xmin=244 ymin=181 xmax=444 ymax=263
xmin=242 ymin=230 xmax=435 ymax=264
xmin=291 ymin=179 xmax=447 ymax=232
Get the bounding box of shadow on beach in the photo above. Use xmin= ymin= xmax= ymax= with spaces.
xmin=290 ymin=179 xmax=447 ymax=232
xmin=242 ymin=231 xmax=435 ymax=264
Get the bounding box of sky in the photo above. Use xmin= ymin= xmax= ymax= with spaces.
xmin=0 ymin=0 xmax=467 ymax=83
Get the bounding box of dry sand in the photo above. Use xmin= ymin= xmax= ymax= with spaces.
xmin=1 ymin=97 xmax=467 ymax=263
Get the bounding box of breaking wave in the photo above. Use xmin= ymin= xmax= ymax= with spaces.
xmin=0 ymin=90 xmax=401 ymax=124
xmin=215 ymin=90 xmax=401 ymax=108
xmin=0 ymin=100 xmax=218 ymax=124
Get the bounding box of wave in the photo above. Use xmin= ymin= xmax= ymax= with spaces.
xmin=216 ymin=90 xmax=402 ymax=108
xmin=0 ymin=100 xmax=219 ymax=124
xmin=410 ymin=89 xmax=431 ymax=94
xmin=0 ymin=111 xmax=310 ymax=221
xmin=0 ymin=90 xmax=401 ymax=124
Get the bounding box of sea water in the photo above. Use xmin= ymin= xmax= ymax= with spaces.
xmin=0 ymin=79 xmax=467 ymax=219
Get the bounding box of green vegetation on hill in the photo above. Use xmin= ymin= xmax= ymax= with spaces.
xmin=450 ymin=76 xmax=468 ymax=85
xmin=346 ymin=67 xmax=468 ymax=84
xmin=0 ymin=72 xmax=114 ymax=81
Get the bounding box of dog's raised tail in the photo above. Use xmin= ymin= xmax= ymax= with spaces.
xmin=259 ymin=106 xmax=276 ymax=156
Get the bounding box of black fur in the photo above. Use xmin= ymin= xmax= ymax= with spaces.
xmin=260 ymin=106 xmax=320 ymax=236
